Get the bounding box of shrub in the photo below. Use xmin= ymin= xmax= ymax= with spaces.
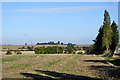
xmin=6 ymin=50 xmax=13 ymax=55
xmin=27 ymin=46 xmax=34 ymax=51
xmin=34 ymin=47 xmax=44 ymax=54
xmin=67 ymin=47 xmax=73 ymax=54
xmin=14 ymin=50 xmax=19 ymax=53
xmin=14 ymin=50 xmax=22 ymax=54
xmin=77 ymin=52 xmax=83 ymax=54
xmin=34 ymin=46 xmax=64 ymax=54
xmin=72 ymin=52 xmax=76 ymax=54
xmin=16 ymin=51 xmax=22 ymax=54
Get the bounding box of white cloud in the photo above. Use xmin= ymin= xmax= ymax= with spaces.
xmin=6 ymin=6 xmax=116 ymax=13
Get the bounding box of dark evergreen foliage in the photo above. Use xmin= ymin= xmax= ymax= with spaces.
xmin=110 ymin=21 xmax=119 ymax=56
xmin=92 ymin=10 xmax=119 ymax=56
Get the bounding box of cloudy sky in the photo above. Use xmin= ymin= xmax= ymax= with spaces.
xmin=2 ymin=2 xmax=118 ymax=45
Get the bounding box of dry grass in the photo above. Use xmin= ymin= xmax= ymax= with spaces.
xmin=2 ymin=53 xmax=120 ymax=80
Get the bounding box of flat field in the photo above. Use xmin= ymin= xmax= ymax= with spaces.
xmin=2 ymin=53 xmax=120 ymax=80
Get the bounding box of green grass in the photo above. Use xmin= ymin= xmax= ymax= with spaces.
xmin=29 ymin=55 xmax=38 ymax=59
xmin=2 ymin=55 xmax=27 ymax=62
xmin=105 ymin=56 xmax=116 ymax=61
xmin=103 ymin=56 xmax=120 ymax=67
xmin=29 ymin=55 xmax=46 ymax=59
xmin=96 ymin=55 xmax=104 ymax=57
xmin=2 ymin=55 xmax=43 ymax=62
xmin=6 ymin=63 xmax=36 ymax=70
xmin=48 ymin=59 xmax=62 ymax=67
xmin=48 ymin=55 xmax=74 ymax=67
xmin=2 ymin=57 xmax=19 ymax=62
xmin=60 ymin=54 xmax=81 ymax=73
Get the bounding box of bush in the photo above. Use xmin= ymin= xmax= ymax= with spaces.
xmin=14 ymin=50 xmax=22 ymax=54
xmin=34 ymin=47 xmax=44 ymax=54
xmin=72 ymin=52 xmax=76 ymax=54
xmin=27 ymin=46 xmax=34 ymax=51
xmin=14 ymin=50 xmax=19 ymax=53
xmin=34 ymin=46 xmax=63 ymax=54
xmin=6 ymin=50 xmax=13 ymax=55
xmin=77 ymin=52 xmax=83 ymax=54
xmin=67 ymin=47 xmax=73 ymax=54
xmin=16 ymin=51 xmax=22 ymax=54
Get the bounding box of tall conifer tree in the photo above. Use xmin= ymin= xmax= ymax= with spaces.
xmin=110 ymin=21 xmax=119 ymax=56
xmin=102 ymin=10 xmax=113 ymax=56
xmin=93 ymin=26 xmax=103 ymax=54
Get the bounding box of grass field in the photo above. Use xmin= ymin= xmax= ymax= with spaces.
xmin=2 ymin=53 xmax=120 ymax=80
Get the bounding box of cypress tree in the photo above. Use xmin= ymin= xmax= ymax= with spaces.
xmin=102 ymin=10 xmax=113 ymax=56
xmin=110 ymin=21 xmax=119 ymax=56
xmin=92 ymin=10 xmax=113 ymax=55
xmin=93 ymin=26 xmax=103 ymax=54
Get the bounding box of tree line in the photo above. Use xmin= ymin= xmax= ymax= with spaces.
xmin=34 ymin=46 xmax=64 ymax=54
xmin=36 ymin=41 xmax=64 ymax=45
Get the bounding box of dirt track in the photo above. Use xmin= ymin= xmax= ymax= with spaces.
xmin=2 ymin=54 xmax=120 ymax=80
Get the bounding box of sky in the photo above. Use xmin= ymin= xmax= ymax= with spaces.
xmin=2 ymin=2 xmax=118 ymax=45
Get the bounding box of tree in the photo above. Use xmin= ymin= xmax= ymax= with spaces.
xmin=34 ymin=47 xmax=44 ymax=54
xmin=25 ymin=43 xmax=27 ymax=45
xmin=92 ymin=10 xmax=114 ymax=56
xmin=61 ymin=42 xmax=63 ymax=45
xmin=110 ymin=21 xmax=119 ymax=56
xmin=67 ymin=47 xmax=73 ymax=53
xmin=66 ymin=43 xmax=74 ymax=53
xmin=6 ymin=50 xmax=13 ymax=55
xmin=58 ymin=46 xmax=63 ymax=53
xmin=35 ymin=46 xmax=64 ymax=54
xmin=102 ymin=10 xmax=113 ymax=56
xmin=92 ymin=26 xmax=103 ymax=54
xmin=67 ymin=43 xmax=74 ymax=48
xmin=57 ymin=41 xmax=60 ymax=44
xmin=27 ymin=46 xmax=34 ymax=51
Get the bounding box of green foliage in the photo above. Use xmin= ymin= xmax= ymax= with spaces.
xmin=92 ymin=27 xmax=103 ymax=54
xmin=102 ymin=10 xmax=112 ymax=52
xmin=14 ymin=50 xmax=22 ymax=54
xmin=27 ymin=46 xmax=34 ymax=51
xmin=16 ymin=51 xmax=22 ymax=54
xmin=22 ymin=46 xmax=25 ymax=49
xmin=67 ymin=43 xmax=74 ymax=48
xmin=36 ymin=41 xmax=64 ymax=45
xmin=57 ymin=41 xmax=60 ymax=44
xmin=66 ymin=43 xmax=75 ymax=54
xmin=118 ymin=44 xmax=120 ymax=48
xmin=34 ymin=46 xmax=63 ymax=54
xmin=6 ymin=50 xmax=13 ymax=55
xmin=110 ymin=21 xmax=119 ymax=56
xmin=34 ymin=47 xmax=44 ymax=54
xmin=67 ymin=47 xmax=73 ymax=54
xmin=105 ymin=56 xmax=113 ymax=61
xmin=77 ymin=52 xmax=83 ymax=54
xmin=61 ymin=42 xmax=63 ymax=45
xmin=92 ymin=10 xmax=119 ymax=56
xmin=14 ymin=50 xmax=19 ymax=53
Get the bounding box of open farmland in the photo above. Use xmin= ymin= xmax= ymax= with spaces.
xmin=2 ymin=53 xmax=120 ymax=80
